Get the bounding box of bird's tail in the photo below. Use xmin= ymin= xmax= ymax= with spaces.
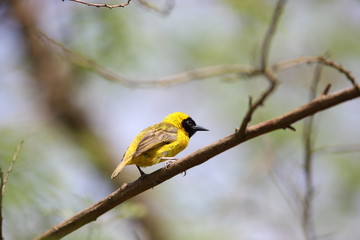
xmin=111 ymin=161 xmax=126 ymax=179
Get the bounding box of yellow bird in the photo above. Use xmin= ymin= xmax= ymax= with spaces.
xmin=111 ymin=112 xmax=208 ymax=178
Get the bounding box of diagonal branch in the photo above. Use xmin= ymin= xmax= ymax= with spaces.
xmin=35 ymin=84 xmax=360 ymax=240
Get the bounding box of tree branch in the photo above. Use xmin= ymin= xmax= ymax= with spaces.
xmin=0 ymin=170 xmax=3 ymax=240
xmin=1 ymin=140 xmax=24 ymax=240
xmin=35 ymin=84 xmax=360 ymax=240
xmin=273 ymin=56 xmax=358 ymax=89
xmin=2 ymin=140 xmax=24 ymax=195
xmin=64 ymin=0 xmax=132 ymax=9
xmin=137 ymin=0 xmax=175 ymax=15
xmin=301 ymin=64 xmax=322 ymax=240
xmin=238 ymin=0 xmax=287 ymax=136
xmin=237 ymin=69 xmax=278 ymax=136
xmin=260 ymin=0 xmax=287 ymax=71
xmin=38 ymin=31 xmax=258 ymax=87
xmin=39 ymin=32 xmax=357 ymax=90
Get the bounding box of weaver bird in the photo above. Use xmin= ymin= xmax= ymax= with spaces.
xmin=111 ymin=112 xmax=208 ymax=178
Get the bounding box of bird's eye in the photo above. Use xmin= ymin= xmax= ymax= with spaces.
xmin=186 ymin=119 xmax=195 ymax=126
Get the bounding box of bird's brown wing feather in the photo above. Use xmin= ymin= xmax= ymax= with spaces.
xmin=132 ymin=122 xmax=178 ymax=158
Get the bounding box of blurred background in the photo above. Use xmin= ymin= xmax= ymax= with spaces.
xmin=1 ymin=0 xmax=360 ymax=239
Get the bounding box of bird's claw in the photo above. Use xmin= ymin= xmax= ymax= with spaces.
xmin=162 ymin=159 xmax=187 ymax=176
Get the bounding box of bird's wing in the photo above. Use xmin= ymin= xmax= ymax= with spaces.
xmin=132 ymin=122 xmax=178 ymax=158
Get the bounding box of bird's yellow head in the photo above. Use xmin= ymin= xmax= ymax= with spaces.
xmin=162 ymin=112 xmax=209 ymax=137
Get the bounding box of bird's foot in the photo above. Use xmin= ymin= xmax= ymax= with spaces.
xmin=161 ymin=157 xmax=178 ymax=166
xmin=161 ymin=158 xmax=186 ymax=176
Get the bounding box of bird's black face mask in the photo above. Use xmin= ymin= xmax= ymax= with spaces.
xmin=182 ymin=117 xmax=209 ymax=137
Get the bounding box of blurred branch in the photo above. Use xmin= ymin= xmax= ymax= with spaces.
xmin=270 ymin=163 xmax=303 ymax=220
xmin=238 ymin=0 xmax=287 ymax=136
xmin=35 ymin=84 xmax=360 ymax=240
xmin=260 ymin=0 xmax=287 ymax=71
xmin=40 ymin=32 xmax=358 ymax=93
xmin=0 ymin=140 xmax=24 ymax=240
xmin=0 ymin=170 xmax=3 ymax=240
xmin=138 ymin=0 xmax=175 ymax=15
xmin=301 ymin=64 xmax=322 ymax=240
xmin=314 ymin=144 xmax=360 ymax=155
xmin=39 ymin=30 xmax=258 ymax=87
xmin=273 ymin=56 xmax=359 ymax=89
xmin=2 ymin=140 xmax=24 ymax=195
xmin=64 ymin=0 xmax=132 ymax=9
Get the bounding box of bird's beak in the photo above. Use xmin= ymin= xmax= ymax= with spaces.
xmin=193 ymin=125 xmax=209 ymax=132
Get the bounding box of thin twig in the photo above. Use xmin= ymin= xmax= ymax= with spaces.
xmin=64 ymin=0 xmax=132 ymax=9
xmin=270 ymin=165 xmax=302 ymax=219
xmin=317 ymin=56 xmax=359 ymax=90
xmin=0 ymin=169 xmax=3 ymax=240
xmin=138 ymin=0 xmax=175 ymax=15
xmin=237 ymin=69 xmax=278 ymax=136
xmin=273 ymin=56 xmax=358 ymax=90
xmin=302 ymin=64 xmax=322 ymax=240
xmin=35 ymin=85 xmax=360 ymax=240
xmin=2 ymin=141 xmax=25 ymax=195
xmin=260 ymin=0 xmax=287 ymax=71
xmin=310 ymin=63 xmax=323 ymax=99
xmin=322 ymin=83 xmax=331 ymax=95
xmin=314 ymin=144 xmax=360 ymax=155
xmin=0 ymin=140 xmax=24 ymax=240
